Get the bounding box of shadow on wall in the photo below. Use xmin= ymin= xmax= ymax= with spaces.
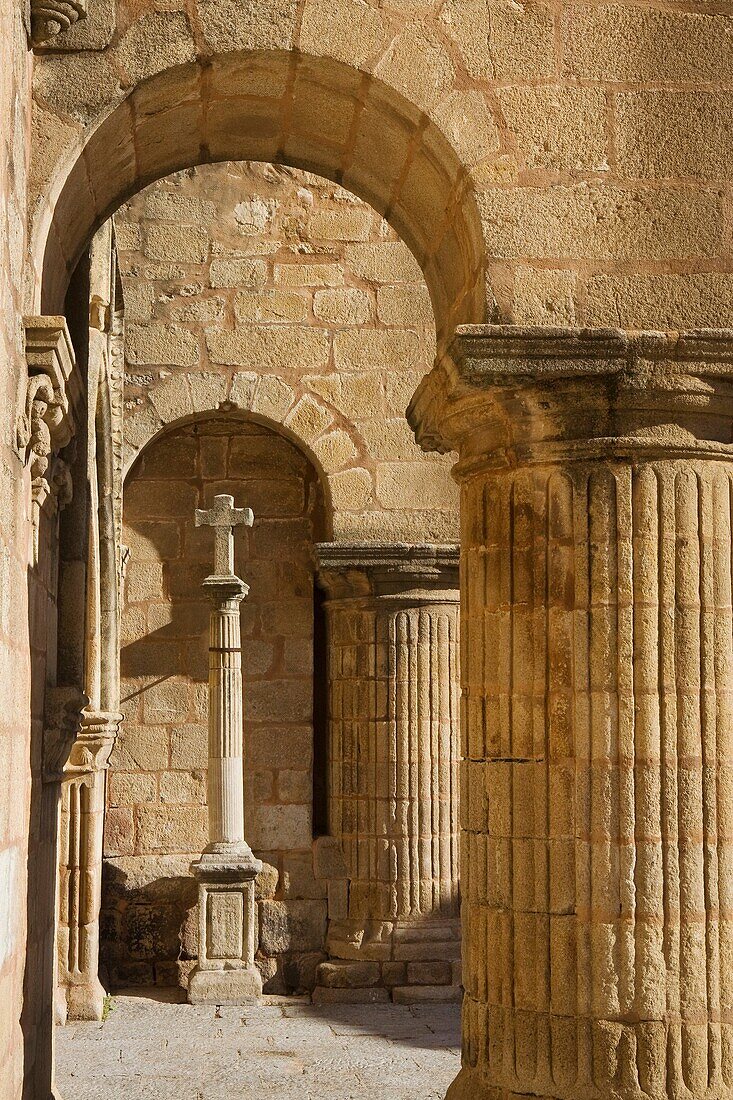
xmin=100 ymin=864 xmax=198 ymax=988
xmin=102 ymin=415 xmax=329 ymax=994
xmin=99 ymin=863 xmax=329 ymax=995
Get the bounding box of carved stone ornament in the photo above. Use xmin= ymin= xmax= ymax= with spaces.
xmin=64 ymin=708 xmax=124 ymax=778
xmin=29 ymin=0 xmax=87 ymax=45
xmin=19 ymin=317 xmax=77 ymax=562
xmin=42 ymin=686 xmax=90 ymax=784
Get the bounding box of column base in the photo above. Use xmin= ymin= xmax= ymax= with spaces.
xmin=446 ymin=1067 xmax=492 ymax=1100
xmin=187 ymin=965 xmax=262 ymax=1005
xmin=64 ymin=975 xmax=106 ymax=1021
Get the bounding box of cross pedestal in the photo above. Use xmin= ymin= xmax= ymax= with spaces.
xmin=188 ymin=495 xmax=262 ymax=1005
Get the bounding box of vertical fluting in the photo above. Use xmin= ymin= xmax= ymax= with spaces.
xmin=404 ymin=327 xmax=733 ymax=1100
xmin=318 ymin=546 xmax=460 ymax=944
xmin=327 ymin=597 xmax=460 ymax=924
xmin=57 ymin=710 xmax=121 ymax=1020
xmin=458 ymin=459 xmax=733 ymax=1100
xmin=205 ymin=583 xmax=247 ymax=848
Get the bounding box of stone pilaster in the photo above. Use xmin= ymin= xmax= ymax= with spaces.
xmin=57 ymin=708 xmax=122 ymax=1022
xmin=409 ymin=325 xmax=733 ymax=1100
xmin=314 ymin=544 xmax=461 ymax=1003
xmin=188 ymin=574 xmax=262 ymax=1004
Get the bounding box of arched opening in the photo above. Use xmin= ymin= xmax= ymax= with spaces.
xmin=33 ymin=43 xmax=469 ymax=1095
xmin=32 ymin=50 xmax=487 ymax=341
xmin=105 ymin=412 xmax=328 ymax=993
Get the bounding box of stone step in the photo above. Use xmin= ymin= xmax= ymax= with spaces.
xmin=316 ymin=960 xmax=381 ymax=988
xmin=312 ymin=985 xmax=390 ymax=1004
xmin=392 ymin=985 xmax=462 ymax=1005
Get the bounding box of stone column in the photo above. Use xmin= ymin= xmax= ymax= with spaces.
xmin=314 ymin=544 xmax=461 ymax=1003
xmin=188 ymin=496 xmax=262 ymax=1004
xmin=56 ymin=226 xmax=125 ymax=1023
xmin=57 ymin=708 xmax=122 ymax=1021
xmin=408 ymin=325 xmax=733 ymax=1100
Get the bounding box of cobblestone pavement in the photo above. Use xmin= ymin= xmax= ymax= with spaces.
xmin=55 ymin=991 xmax=461 ymax=1100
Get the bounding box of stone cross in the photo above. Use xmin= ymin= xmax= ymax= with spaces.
xmin=195 ymin=494 xmax=253 ymax=577
xmin=188 ymin=491 xmax=262 ymax=1006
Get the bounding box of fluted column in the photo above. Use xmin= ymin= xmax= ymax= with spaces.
xmin=204 ymin=577 xmax=249 ymax=849
xmin=315 ymin=544 xmax=461 ymax=1001
xmin=409 ymin=326 xmax=733 ymax=1100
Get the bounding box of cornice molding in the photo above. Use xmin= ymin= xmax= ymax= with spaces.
xmin=314 ymin=542 xmax=459 ymax=601
xmin=408 ymin=325 xmax=733 ymax=471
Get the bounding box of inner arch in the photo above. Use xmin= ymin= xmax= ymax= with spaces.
xmin=35 ymin=50 xmax=486 ymax=338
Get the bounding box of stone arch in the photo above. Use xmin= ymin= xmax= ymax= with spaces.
xmin=112 ymin=406 xmax=331 ymax=993
xmin=121 ymin=368 xmax=390 ymax=540
xmin=31 ymin=42 xmax=488 ymax=338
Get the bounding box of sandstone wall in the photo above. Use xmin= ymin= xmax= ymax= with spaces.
xmin=0 ymin=7 xmax=33 ymax=1098
xmin=28 ymin=0 xmax=733 ymax=335
xmin=104 ymin=418 xmax=328 ymax=992
xmin=105 ymin=161 xmax=459 ymax=991
xmin=114 ymin=161 xmax=458 ymax=544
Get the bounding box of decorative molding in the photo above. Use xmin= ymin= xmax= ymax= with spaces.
xmin=314 ymin=542 xmax=459 ymax=602
xmin=19 ymin=317 xmax=78 ymax=562
xmin=64 ymin=708 xmax=124 ymax=778
xmin=29 ymin=0 xmax=86 ymax=46
xmin=408 ymin=324 xmax=733 ymax=465
xmin=42 ymin=686 xmax=89 ymax=784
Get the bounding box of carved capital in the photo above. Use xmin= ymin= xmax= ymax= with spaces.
xmin=314 ymin=542 xmax=459 ymax=603
xmin=64 ymin=708 xmax=124 ymax=777
xmin=29 ymin=0 xmax=86 ymax=45
xmin=408 ymin=325 xmax=733 ymax=475
xmin=42 ymin=686 xmax=89 ymax=783
xmin=19 ymin=318 xmax=77 ymax=561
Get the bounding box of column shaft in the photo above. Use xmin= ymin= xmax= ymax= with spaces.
xmin=460 ymin=460 xmax=733 ymax=1099
xmin=188 ymin=572 xmax=262 ymax=1004
xmin=56 ymin=708 xmax=121 ymax=1021
xmin=328 ymin=599 xmax=460 ymax=924
xmin=316 ymin=545 xmax=461 ymax=1001
xmin=206 ymin=588 xmax=246 ymax=848
xmin=407 ymin=325 xmax=733 ymax=1100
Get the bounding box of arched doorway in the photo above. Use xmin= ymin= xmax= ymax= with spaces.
xmin=30 ymin=49 xmax=488 ymax=340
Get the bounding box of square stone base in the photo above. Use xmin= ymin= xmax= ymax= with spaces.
xmin=187 ymin=965 xmax=263 ymax=1005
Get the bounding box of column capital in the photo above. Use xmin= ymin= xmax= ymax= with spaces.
xmin=65 ymin=708 xmax=124 ymax=777
xmin=408 ymin=324 xmax=733 ymax=474
xmin=314 ymin=542 xmax=459 ymax=603
xmin=201 ymin=574 xmax=248 ymax=604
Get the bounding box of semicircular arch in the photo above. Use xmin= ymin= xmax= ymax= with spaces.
xmin=122 ymin=369 xmax=377 ymax=541
xmin=31 ymin=42 xmax=489 ymax=339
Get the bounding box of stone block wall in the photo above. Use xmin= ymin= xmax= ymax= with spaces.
xmin=114 ymin=161 xmax=459 ymax=545
xmin=103 ymin=417 xmax=328 ymax=992
xmin=104 ymin=161 xmax=461 ymax=996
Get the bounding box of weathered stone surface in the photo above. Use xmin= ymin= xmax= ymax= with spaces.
xmin=392 ymin=985 xmax=462 ymax=1005
xmin=56 ymin=996 xmax=461 ymax=1096
xmin=312 ymin=985 xmax=389 ymax=1004
xmin=259 ymin=899 xmax=327 ymax=955
xmin=410 ymin=324 xmax=733 ymax=1100
xmin=316 ymin=960 xmax=381 ymax=988
xmin=14 ymin=0 xmax=733 ymax=1089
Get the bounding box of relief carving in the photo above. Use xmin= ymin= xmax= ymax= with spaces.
xmin=29 ymin=0 xmax=87 ymax=45
xmin=19 ymin=318 xmax=77 ymax=562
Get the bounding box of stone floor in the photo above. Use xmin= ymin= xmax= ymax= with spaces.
xmin=55 ymin=990 xmax=461 ymax=1100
